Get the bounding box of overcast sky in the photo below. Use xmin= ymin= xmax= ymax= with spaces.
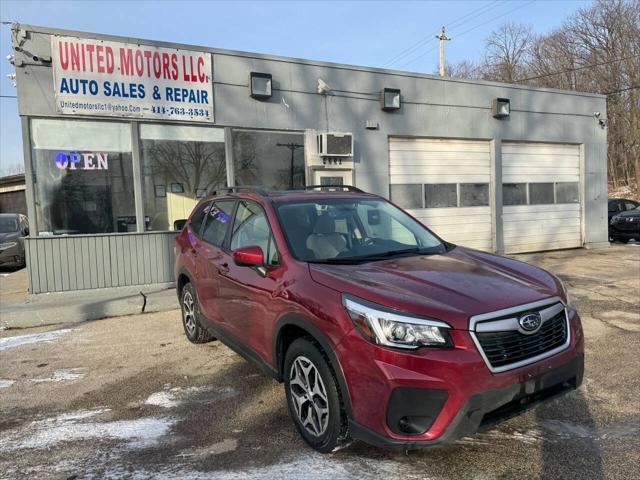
xmin=0 ymin=0 xmax=591 ymax=173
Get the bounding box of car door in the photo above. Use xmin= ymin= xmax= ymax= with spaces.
xmin=196 ymin=200 xmax=236 ymax=331
xmin=608 ymin=200 xmax=622 ymax=220
xmin=218 ymin=200 xmax=284 ymax=359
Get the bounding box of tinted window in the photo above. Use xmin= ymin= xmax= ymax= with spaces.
xmin=201 ymin=200 xmax=234 ymax=247
xmin=390 ymin=184 xmax=423 ymax=209
xmin=625 ymin=201 xmax=638 ymax=210
xmin=189 ymin=202 xmax=210 ymax=236
xmin=231 ymin=201 xmax=279 ymax=265
xmin=529 ymin=183 xmax=555 ymax=205
xmin=556 ymin=182 xmax=579 ymax=204
xmin=503 ymin=183 xmax=527 ymax=206
xmin=425 ymin=184 xmax=457 ymax=208
xmin=460 ymin=183 xmax=489 ymax=207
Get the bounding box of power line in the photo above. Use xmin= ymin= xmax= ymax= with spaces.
xmin=384 ymin=0 xmax=502 ymax=67
xmin=516 ymin=54 xmax=640 ymax=82
xmin=0 ymin=95 xmax=17 ymax=98
xmin=397 ymin=0 xmax=536 ymax=70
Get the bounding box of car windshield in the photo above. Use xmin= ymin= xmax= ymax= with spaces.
xmin=276 ymin=198 xmax=447 ymax=263
xmin=0 ymin=217 xmax=18 ymax=233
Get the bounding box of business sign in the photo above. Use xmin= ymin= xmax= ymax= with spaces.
xmin=51 ymin=35 xmax=214 ymax=122
xmin=54 ymin=151 xmax=109 ymax=170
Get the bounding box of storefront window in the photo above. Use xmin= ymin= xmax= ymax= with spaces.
xmin=140 ymin=124 xmax=226 ymax=231
xmin=31 ymin=119 xmax=134 ymax=235
xmin=232 ymin=130 xmax=305 ymax=190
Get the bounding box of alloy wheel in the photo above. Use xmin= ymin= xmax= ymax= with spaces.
xmin=182 ymin=291 xmax=196 ymax=336
xmin=289 ymin=355 xmax=329 ymax=437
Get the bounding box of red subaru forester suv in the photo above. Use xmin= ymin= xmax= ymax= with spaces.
xmin=175 ymin=186 xmax=584 ymax=452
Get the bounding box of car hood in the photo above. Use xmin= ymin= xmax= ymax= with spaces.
xmin=309 ymin=246 xmax=561 ymax=330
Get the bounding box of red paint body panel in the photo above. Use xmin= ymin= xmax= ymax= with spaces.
xmin=175 ymin=191 xmax=584 ymax=447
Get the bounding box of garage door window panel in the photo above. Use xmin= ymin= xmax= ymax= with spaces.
xmin=555 ymin=182 xmax=579 ymax=204
xmin=529 ymin=183 xmax=555 ymax=205
xmin=460 ymin=183 xmax=489 ymax=207
xmin=390 ymin=184 xmax=423 ymax=209
xmin=425 ymin=184 xmax=458 ymax=208
xmin=503 ymin=184 xmax=527 ymax=206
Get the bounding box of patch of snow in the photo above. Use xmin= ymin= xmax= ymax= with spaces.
xmin=0 ymin=407 xmax=175 ymax=452
xmin=0 ymin=329 xmax=71 ymax=352
xmin=145 ymin=385 xmax=239 ymax=409
xmin=0 ymin=379 xmax=15 ymax=389
xmin=145 ymin=390 xmax=180 ymax=408
xmin=31 ymin=368 xmax=85 ymax=383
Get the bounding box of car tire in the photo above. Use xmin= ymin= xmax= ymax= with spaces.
xmin=284 ymin=337 xmax=350 ymax=453
xmin=180 ymin=283 xmax=215 ymax=344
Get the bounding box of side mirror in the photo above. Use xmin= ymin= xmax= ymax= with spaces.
xmin=23 ymin=227 xmax=29 ymax=236
xmin=233 ymin=246 xmax=264 ymax=267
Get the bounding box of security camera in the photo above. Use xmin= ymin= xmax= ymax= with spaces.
xmin=593 ymin=112 xmax=601 ymax=118
xmin=317 ymin=78 xmax=333 ymax=95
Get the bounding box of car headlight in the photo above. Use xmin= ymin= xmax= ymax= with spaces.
xmin=343 ymin=296 xmax=452 ymax=349
xmin=555 ymin=276 xmax=576 ymax=309
xmin=0 ymin=242 xmax=17 ymax=250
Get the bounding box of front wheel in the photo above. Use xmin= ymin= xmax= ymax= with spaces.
xmin=180 ymin=283 xmax=215 ymax=344
xmin=284 ymin=338 xmax=350 ymax=453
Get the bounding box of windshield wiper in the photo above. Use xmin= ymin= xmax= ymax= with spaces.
xmin=307 ymin=258 xmax=365 ymax=265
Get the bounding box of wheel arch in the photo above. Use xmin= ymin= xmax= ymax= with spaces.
xmin=274 ymin=314 xmax=353 ymax=418
xmin=176 ymin=268 xmax=195 ymax=299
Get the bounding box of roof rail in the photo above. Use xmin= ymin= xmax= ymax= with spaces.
xmin=210 ymin=186 xmax=269 ymax=196
xmin=304 ymin=185 xmax=365 ymax=193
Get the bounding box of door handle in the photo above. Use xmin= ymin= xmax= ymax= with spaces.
xmin=217 ymin=262 xmax=229 ymax=274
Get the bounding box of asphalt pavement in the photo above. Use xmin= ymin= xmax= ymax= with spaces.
xmin=0 ymin=245 xmax=638 ymax=479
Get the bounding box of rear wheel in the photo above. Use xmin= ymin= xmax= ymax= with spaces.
xmin=180 ymin=283 xmax=215 ymax=344
xmin=284 ymin=337 xmax=350 ymax=453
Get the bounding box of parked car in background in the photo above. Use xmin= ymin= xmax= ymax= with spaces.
xmin=609 ymin=205 xmax=640 ymax=243
xmin=0 ymin=213 xmax=29 ymax=268
xmin=608 ymin=198 xmax=639 ymax=221
xmin=174 ymin=186 xmax=583 ymax=452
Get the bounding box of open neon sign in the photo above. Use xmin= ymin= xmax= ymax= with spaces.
xmin=55 ymin=151 xmax=109 ymax=170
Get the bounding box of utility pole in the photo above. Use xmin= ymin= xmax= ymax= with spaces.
xmin=277 ymin=142 xmax=303 ymax=189
xmin=435 ymin=26 xmax=451 ymax=77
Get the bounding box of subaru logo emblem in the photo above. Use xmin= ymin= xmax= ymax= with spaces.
xmin=519 ymin=313 xmax=542 ymax=333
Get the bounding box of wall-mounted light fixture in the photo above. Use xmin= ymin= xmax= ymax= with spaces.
xmin=492 ymin=97 xmax=510 ymax=119
xmin=381 ymin=88 xmax=401 ymax=111
xmin=249 ymin=72 xmax=272 ymax=99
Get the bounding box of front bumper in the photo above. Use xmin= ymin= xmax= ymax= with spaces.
xmin=350 ymin=354 xmax=583 ymax=450
xmin=336 ymin=309 xmax=584 ymax=450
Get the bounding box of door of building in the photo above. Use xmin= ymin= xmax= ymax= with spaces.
xmin=502 ymin=142 xmax=582 ymax=253
xmin=388 ymin=137 xmax=493 ymax=251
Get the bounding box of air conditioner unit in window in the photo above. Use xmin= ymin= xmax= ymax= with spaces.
xmin=317 ymin=133 xmax=353 ymax=157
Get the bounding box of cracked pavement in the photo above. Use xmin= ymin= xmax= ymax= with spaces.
xmin=0 ymin=245 xmax=638 ymax=479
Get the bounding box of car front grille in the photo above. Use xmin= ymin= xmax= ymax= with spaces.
xmin=470 ymin=299 xmax=570 ymax=373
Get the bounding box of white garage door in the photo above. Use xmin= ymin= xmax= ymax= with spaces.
xmin=502 ymin=142 xmax=581 ymax=254
xmin=389 ymin=138 xmax=493 ymax=251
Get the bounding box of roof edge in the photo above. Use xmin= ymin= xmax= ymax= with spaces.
xmin=13 ymin=22 xmax=606 ymax=100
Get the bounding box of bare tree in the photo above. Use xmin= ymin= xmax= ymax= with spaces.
xmin=442 ymin=60 xmax=482 ymax=80
xmin=452 ymin=1 xmax=640 ymax=193
xmin=482 ymin=22 xmax=534 ymax=82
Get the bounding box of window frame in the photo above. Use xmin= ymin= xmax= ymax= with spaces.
xmin=229 ymin=200 xmax=281 ymax=266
